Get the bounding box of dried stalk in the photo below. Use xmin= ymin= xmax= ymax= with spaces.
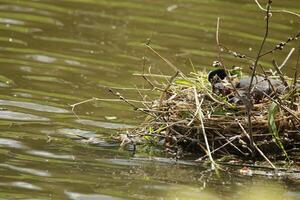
xmin=196 ymin=135 xmax=241 ymax=161
xmin=236 ymin=118 xmax=276 ymax=169
xmin=279 ymin=48 xmax=295 ymax=70
xmin=272 ymin=59 xmax=289 ymax=88
xmin=254 ymin=0 xmax=300 ymax=18
xmin=247 ymin=0 xmax=273 ymax=158
xmin=145 ymin=44 xmax=184 ymax=77
xmin=194 ymin=87 xmax=216 ymax=169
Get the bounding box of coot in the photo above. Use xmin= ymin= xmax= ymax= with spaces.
xmin=208 ymin=69 xmax=286 ymax=103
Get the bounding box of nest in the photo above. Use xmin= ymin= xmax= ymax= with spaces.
xmin=124 ymin=71 xmax=300 ymax=162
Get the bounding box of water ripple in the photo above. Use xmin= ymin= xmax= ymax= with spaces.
xmin=0 ymin=163 xmax=51 ymax=177
xmin=0 ymin=110 xmax=49 ymax=121
xmin=27 ymin=150 xmax=75 ymax=160
xmin=0 ymin=181 xmax=42 ymax=191
xmin=65 ymin=191 xmax=124 ymax=200
xmin=76 ymin=119 xmax=134 ymax=129
xmin=0 ymin=10 xmax=63 ymax=26
xmin=0 ymin=17 xmax=24 ymax=25
xmin=57 ymin=128 xmax=96 ymax=138
xmin=0 ymin=99 xmax=69 ymax=113
xmin=0 ymin=138 xmax=27 ymax=149
xmin=26 ymin=54 xmax=57 ymax=63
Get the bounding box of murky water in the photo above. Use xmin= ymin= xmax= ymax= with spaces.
xmin=0 ymin=0 xmax=300 ymax=199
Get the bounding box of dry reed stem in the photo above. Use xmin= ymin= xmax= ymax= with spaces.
xmin=158 ymin=71 xmax=179 ymax=108
xmin=279 ymin=48 xmax=295 ymax=70
xmin=272 ymin=59 xmax=289 ymax=88
xmin=236 ymin=118 xmax=276 ymax=169
xmin=194 ymin=87 xmax=216 ymax=169
xmin=293 ymin=46 xmax=300 ymax=89
xmin=145 ymin=44 xmax=184 ymax=77
xmin=196 ymin=135 xmax=242 ymax=161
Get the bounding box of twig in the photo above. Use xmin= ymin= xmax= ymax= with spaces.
xmin=70 ymin=97 xmax=152 ymax=119
xmin=215 ymin=131 xmax=248 ymax=156
xmin=98 ymin=85 xmax=152 ymax=91
xmin=293 ymin=46 xmax=300 ymax=89
xmin=260 ymin=32 xmax=300 ymax=57
xmin=248 ymin=0 xmax=272 ymax=100
xmin=141 ymin=39 xmax=160 ymax=91
xmin=70 ymin=97 xmax=97 ymax=119
xmin=279 ymin=48 xmax=295 ymax=70
xmin=194 ymin=87 xmax=216 ymax=170
xmin=247 ymin=0 xmax=272 ymax=158
xmin=145 ymin=44 xmax=184 ymax=77
xmin=135 ymin=85 xmax=156 ymax=117
xmin=71 ymin=97 xmax=149 ymax=107
xmin=215 ymin=18 xmax=244 ymax=100
xmin=142 ymin=73 xmax=156 ymax=90
xmin=272 ymin=59 xmax=289 ymax=88
xmin=107 ymin=88 xmax=156 ymax=117
xmin=158 ymin=71 xmax=179 ymax=107
xmin=254 ymin=0 xmax=300 ymax=18
xmin=290 ymin=46 xmax=300 ymax=110
xmin=219 ymin=44 xmax=255 ymax=62
xmin=133 ymin=73 xmax=171 ymax=78
xmin=216 ymin=17 xmax=254 ymax=156
xmin=187 ymin=102 xmax=201 ymax=126
xmin=236 ymin=118 xmax=276 ymax=169
xmin=196 ymin=135 xmax=242 ymax=161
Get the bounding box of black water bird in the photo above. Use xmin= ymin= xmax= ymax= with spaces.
xmin=208 ymin=69 xmax=286 ymax=104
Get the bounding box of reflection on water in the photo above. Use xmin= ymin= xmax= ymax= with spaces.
xmin=2 ymin=181 xmax=43 ymax=191
xmin=0 ymin=0 xmax=299 ymax=199
xmin=27 ymin=150 xmax=75 ymax=160
xmin=0 ymin=138 xmax=27 ymax=149
xmin=0 ymin=99 xmax=69 ymax=113
xmin=0 ymin=110 xmax=49 ymax=121
xmin=0 ymin=163 xmax=51 ymax=177
xmin=65 ymin=191 xmax=124 ymax=200
xmin=76 ymin=119 xmax=134 ymax=129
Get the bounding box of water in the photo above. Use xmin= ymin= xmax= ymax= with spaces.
xmin=0 ymin=0 xmax=299 ymax=199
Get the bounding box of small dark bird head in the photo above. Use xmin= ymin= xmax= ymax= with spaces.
xmin=208 ymin=69 xmax=227 ymax=83
xmin=208 ymin=69 xmax=232 ymax=96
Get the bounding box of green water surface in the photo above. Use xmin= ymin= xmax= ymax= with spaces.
xmin=0 ymin=0 xmax=299 ymax=199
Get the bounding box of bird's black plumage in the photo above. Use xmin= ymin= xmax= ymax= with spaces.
xmin=207 ymin=68 xmax=287 ymax=103
xmin=208 ymin=69 xmax=227 ymax=82
xmin=208 ymin=69 xmax=227 ymax=83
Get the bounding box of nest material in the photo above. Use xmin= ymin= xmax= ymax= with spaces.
xmin=127 ymin=72 xmax=300 ymax=160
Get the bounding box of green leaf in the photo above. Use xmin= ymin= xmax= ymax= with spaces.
xmin=268 ymin=102 xmax=279 ymax=138
xmin=228 ymin=68 xmax=242 ymax=78
xmin=174 ymin=79 xmax=194 ymax=86
xmin=144 ymin=136 xmax=151 ymax=141
xmin=148 ymin=126 xmax=154 ymax=134
xmin=268 ymin=102 xmax=289 ymax=160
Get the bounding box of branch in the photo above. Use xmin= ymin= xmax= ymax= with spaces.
xmin=194 ymin=87 xmax=217 ymax=170
xmin=254 ymin=0 xmax=300 ymax=18
xmin=247 ymin=0 xmax=273 ymax=159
